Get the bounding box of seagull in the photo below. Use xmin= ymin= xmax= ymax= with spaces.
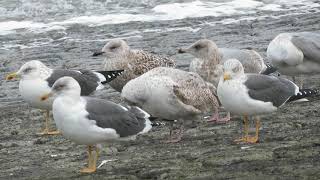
xmin=217 ymin=59 xmax=300 ymax=143
xmin=40 ymin=76 xmax=152 ymax=173
xmin=267 ymin=32 xmax=320 ymax=87
xmin=178 ymin=39 xmax=267 ymax=87
xmin=93 ymin=39 xmax=176 ymax=92
xmin=122 ymin=67 xmax=224 ymax=143
xmin=6 ymin=60 xmax=123 ymax=135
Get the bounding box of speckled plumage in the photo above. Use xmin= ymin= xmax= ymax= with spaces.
xmin=101 ymin=39 xmax=176 ymax=92
xmin=181 ymin=39 xmax=266 ymax=88
xmin=121 ymin=67 xmax=219 ymax=121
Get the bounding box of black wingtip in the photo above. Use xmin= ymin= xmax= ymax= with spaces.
xmin=261 ymin=64 xmax=278 ymax=75
xmin=97 ymin=70 xmax=124 ymax=84
xmin=288 ymin=88 xmax=320 ymax=102
xmin=92 ymin=51 xmax=105 ymax=57
xmin=151 ymin=122 xmax=165 ymax=127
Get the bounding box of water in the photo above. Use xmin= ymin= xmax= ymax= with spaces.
xmin=0 ymin=0 xmax=319 ymax=62
xmin=0 ymin=0 xmax=319 ymax=37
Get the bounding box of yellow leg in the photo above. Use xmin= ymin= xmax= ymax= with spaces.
xmin=80 ymin=145 xmax=97 ymax=173
xmin=235 ymin=115 xmax=260 ymax=144
xmin=93 ymin=146 xmax=99 ymax=170
xmin=37 ymin=110 xmax=60 ymax=135
xmin=245 ymin=117 xmax=261 ymax=143
xmin=235 ymin=115 xmax=249 ymax=142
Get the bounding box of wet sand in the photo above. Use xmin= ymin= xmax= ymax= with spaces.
xmin=1 ymin=11 xmax=320 ymax=179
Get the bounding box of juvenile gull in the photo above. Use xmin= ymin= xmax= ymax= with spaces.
xmin=267 ymin=32 xmax=320 ymax=87
xmin=122 ymin=67 xmax=225 ymax=143
xmin=217 ymin=59 xmax=298 ymax=143
xmin=93 ymin=39 xmax=176 ymax=92
xmin=178 ymin=39 xmax=267 ymax=87
xmin=6 ymin=60 xmax=123 ymax=135
xmin=40 ymin=77 xmax=151 ymax=173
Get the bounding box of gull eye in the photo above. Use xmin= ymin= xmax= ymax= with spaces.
xmin=54 ymin=84 xmax=65 ymax=91
xmin=109 ymin=44 xmax=120 ymax=50
xmin=232 ymin=66 xmax=239 ymax=72
xmin=194 ymin=44 xmax=202 ymax=50
xmin=23 ymin=67 xmax=33 ymax=73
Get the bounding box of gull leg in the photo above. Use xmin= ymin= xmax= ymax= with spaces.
xmin=165 ymin=121 xmax=184 ymax=143
xmin=246 ymin=117 xmax=260 ymax=143
xmin=299 ymin=76 xmax=304 ymax=89
xmin=80 ymin=145 xmax=96 ymax=173
xmin=37 ymin=110 xmax=60 ymax=135
xmin=38 ymin=110 xmax=50 ymax=135
xmin=164 ymin=121 xmax=175 ymax=143
xmin=235 ymin=115 xmax=260 ymax=144
xmin=292 ymin=76 xmax=296 ymax=84
xmin=235 ymin=115 xmax=249 ymax=143
xmin=93 ymin=146 xmax=99 ymax=171
xmin=207 ymin=107 xmax=231 ymax=123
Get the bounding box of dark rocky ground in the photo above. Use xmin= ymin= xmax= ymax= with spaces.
xmin=1 ymin=10 xmax=320 ymax=180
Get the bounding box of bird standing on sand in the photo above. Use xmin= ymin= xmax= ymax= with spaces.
xmin=6 ymin=60 xmax=123 ymax=135
xmin=93 ymin=39 xmax=176 ymax=92
xmin=217 ymin=59 xmax=298 ymax=143
xmin=122 ymin=67 xmax=226 ymax=143
xmin=267 ymin=32 xmax=320 ymax=87
xmin=40 ymin=77 xmax=152 ymax=173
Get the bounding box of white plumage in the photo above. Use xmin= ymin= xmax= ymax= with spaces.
xmin=53 ymin=97 xmax=120 ymax=145
xmin=217 ymin=59 xmax=298 ymax=143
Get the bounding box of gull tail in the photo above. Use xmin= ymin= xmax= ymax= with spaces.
xmin=148 ymin=117 xmax=166 ymax=127
xmin=261 ymin=64 xmax=278 ymax=75
xmin=95 ymin=70 xmax=124 ymax=84
xmin=288 ymin=88 xmax=320 ymax=102
xmin=129 ymin=106 xmax=152 ymax=134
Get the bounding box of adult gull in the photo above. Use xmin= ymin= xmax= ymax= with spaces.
xmin=217 ymin=59 xmax=299 ymax=143
xmin=267 ymin=32 xmax=320 ymax=87
xmin=6 ymin=60 xmax=123 ymax=135
xmin=40 ymin=76 xmax=151 ymax=173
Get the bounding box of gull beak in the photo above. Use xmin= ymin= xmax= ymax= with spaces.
xmin=6 ymin=72 xmax=19 ymax=80
xmin=178 ymin=48 xmax=187 ymax=53
xmin=92 ymin=51 xmax=105 ymax=57
xmin=40 ymin=92 xmax=53 ymax=101
xmin=223 ymin=73 xmax=231 ymax=81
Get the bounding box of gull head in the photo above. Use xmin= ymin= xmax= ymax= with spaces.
xmin=40 ymin=76 xmax=81 ymax=101
xmin=178 ymin=39 xmax=219 ymax=60
xmin=101 ymin=39 xmax=130 ymax=57
xmin=6 ymin=60 xmax=50 ymax=80
xmin=222 ymin=59 xmax=244 ymax=81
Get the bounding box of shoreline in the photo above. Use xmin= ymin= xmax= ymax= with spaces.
xmin=1 ymin=10 xmax=320 ymax=179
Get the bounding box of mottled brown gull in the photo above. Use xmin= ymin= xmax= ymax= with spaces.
xmin=267 ymin=32 xmax=320 ymax=87
xmin=121 ymin=67 xmax=226 ymax=143
xmin=93 ymin=39 xmax=176 ymax=92
xmin=178 ymin=39 xmax=266 ymax=88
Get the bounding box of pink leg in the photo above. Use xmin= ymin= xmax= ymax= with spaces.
xmin=165 ymin=124 xmax=184 ymax=143
xmin=207 ymin=110 xmax=231 ymax=123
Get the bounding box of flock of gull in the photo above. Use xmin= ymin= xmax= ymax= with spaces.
xmin=5 ymin=31 xmax=320 ymax=173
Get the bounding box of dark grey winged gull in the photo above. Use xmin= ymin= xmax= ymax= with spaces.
xmin=267 ymin=32 xmax=320 ymax=87
xmin=217 ymin=59 xmax=299 ymax=143
xmin=178 ymin=39 xmax=267 ymax=87
xmin=6 ymin=60 xmax=123 ymax=135
xmin=122 ymin=67 xmax=224 ymax=143
xmin=93 ymin=39 xmax=176 ymax=92
xmin=40 ymin=76 xmax=151 ymax=173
